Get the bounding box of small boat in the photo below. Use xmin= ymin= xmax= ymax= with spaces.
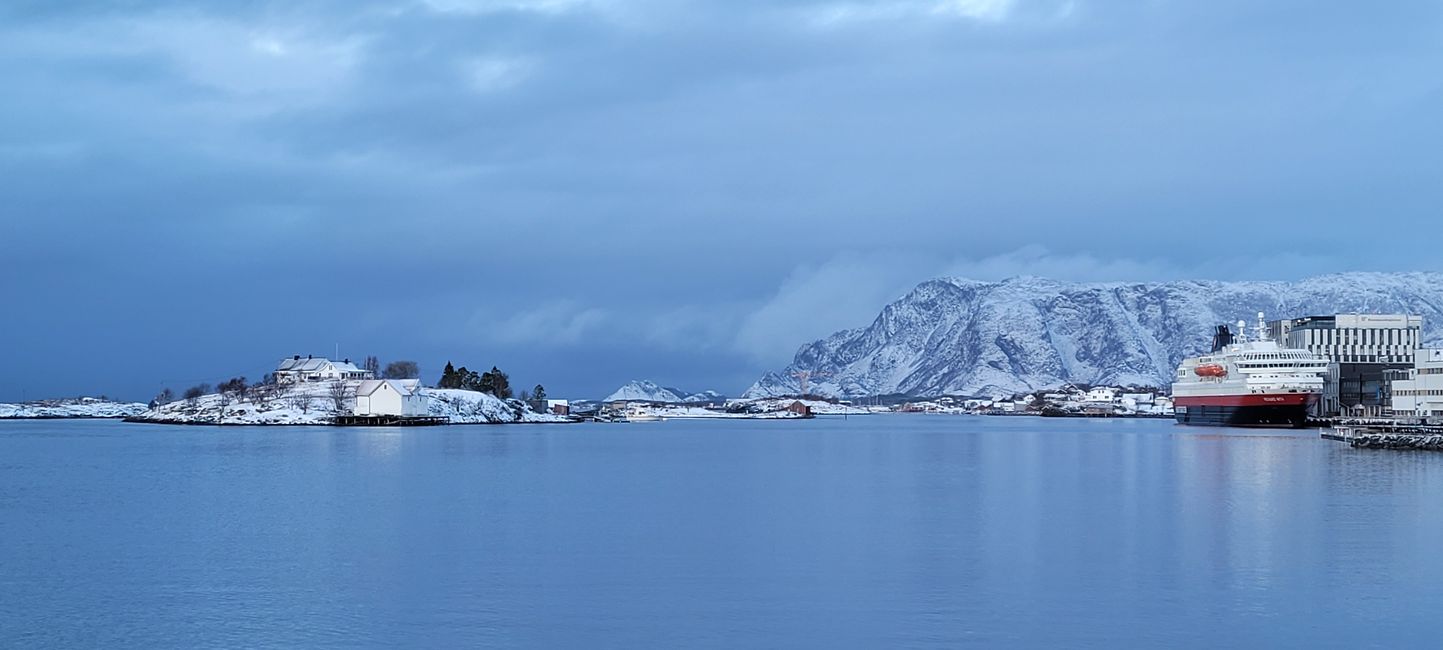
xmin=624 ymin=404 xmax=663 ymax=422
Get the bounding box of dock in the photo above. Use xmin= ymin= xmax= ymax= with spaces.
xmin=1322 ymin=423 xmax=1443 ymax=450
xmin=331 ymin=415 xmax=450 ymax=427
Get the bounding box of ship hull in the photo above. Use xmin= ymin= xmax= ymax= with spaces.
xmin=1172 ymin=393 xmax=1319 ymax=428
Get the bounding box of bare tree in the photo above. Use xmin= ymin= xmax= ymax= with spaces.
xmin=244 ymin=382 xmax=271 ymax=406
xmin=363 ymin=355 xmax=380 ymax=377
xmin=217 ymin=377 xmax=248 ymax=396
xmin=328 ymin=380 xmax=355 ymax=413
xmin=286 ymin=388 xmax=312 ymax=414
xmin=382 ymin=360 xmax=420 ymax=379
xmin=183 ymin=384 xmax=210 ymax=408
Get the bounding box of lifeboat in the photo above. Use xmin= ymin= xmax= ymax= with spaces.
xmin=1194 ymin=364 xmax=1227 ymax=378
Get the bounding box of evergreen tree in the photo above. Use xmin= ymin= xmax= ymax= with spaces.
xmin=490 ymin=367 xmax=512 ymax=399
xmin=438 ymin=362 xmax=458 ymax=389
xmin=533 ymin=384 xmax=547 ymax=402
xmin=458 ymin=367 xmax=484 ymax=392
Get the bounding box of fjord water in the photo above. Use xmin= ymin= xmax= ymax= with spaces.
xmin=3 ymin=417 xmax=1441 ymax=647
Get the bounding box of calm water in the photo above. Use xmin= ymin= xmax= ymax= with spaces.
xmin=3 ymin=416 xmax=1442 ymax=648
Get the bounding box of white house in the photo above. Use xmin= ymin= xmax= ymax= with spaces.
xmin=353 ymin=379 xmax=427 ymax=417
xmin=1084 ymin=387 xmax=1118 ymax=404
xmin=275 ymin=356 xmax=372 ymax=384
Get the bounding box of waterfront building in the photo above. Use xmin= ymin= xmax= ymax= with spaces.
xmin=1387 ymin=349 xmax=1443 ymax=418
xmin=1121 ymin=392 xmax=1154 ymax=405
xmin=1084 ymin=387 xmax=1117 ymax=405
xmin=353 ymin=379 xmax=427 ymax=416
xmin=1379 ymin=351 xmax=1443 ymax=416
xmin=1267 ymin=314 xmax=1422 ymax=417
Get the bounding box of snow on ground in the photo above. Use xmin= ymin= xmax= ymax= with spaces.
xmin=133 ymin=382 xmax=567 ymax=425
xmin=631 ymin=404 xmax=806 ymax=420
xmin=614 ymin=398 xmax=866 ymax=420
xmin=137 ymin=382 xmax=343 ymax=425
xmin=734 ymin=398 xmax=872 ymax=416
xmin=427 ymin=389 xmax=568 ymax=424
xmin=0 ymin=397 xmax=148 ymax=419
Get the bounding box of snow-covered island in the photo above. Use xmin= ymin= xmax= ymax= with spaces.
xmin=132 ymin=381 xmax=568 ymax=426
xmin=130 ymin=356 xmax=569 ymax=426
xmin=0 ymin=397 xmax=149 ymax=419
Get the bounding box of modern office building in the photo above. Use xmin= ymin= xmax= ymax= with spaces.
xmin=1388 ymin=349 xmax=1443 ymax=418
xmin=1267 ymin=314 xmax=1422 ymax=416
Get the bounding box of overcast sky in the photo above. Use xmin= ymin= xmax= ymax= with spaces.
xmin=3 ymin=0 xmax=1442 ymax=401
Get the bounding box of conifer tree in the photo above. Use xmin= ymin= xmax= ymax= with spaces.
xmin=490 ymin=367 xmax=513 ymax=399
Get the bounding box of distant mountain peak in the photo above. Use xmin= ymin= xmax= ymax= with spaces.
xmin=604 ymin=380 xmax=726 ymax=403
xmin=744 ymin=272 xmax=1443 ymax=399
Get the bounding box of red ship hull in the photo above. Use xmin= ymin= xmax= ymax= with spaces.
xmin=1173 ymin=393 xmax=1319 ymax=428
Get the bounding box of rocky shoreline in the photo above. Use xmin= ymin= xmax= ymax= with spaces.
xmin=0 ymin=398 xmax=149 ymax=420
xmin=1324 ymin=425 xmax=1443 ymax=451
xmin=1346 ymin=433 xmax=1443 ymax=451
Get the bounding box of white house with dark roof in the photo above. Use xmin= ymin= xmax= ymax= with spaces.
xmin=274 ymin=355 xmax=373 ymax=384
xmin=353 ymin=379 xmax=427 ymax=417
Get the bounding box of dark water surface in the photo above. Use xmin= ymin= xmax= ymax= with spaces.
xmin=3 ymin=416 xmax=1441 ymax=647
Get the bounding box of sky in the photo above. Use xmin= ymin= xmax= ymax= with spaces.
xmin=3 ymin=0 xmax=1443 ymax=402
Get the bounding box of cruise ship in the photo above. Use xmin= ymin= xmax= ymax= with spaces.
xmin=1172 ymin=313 xmax=1328 ymax=428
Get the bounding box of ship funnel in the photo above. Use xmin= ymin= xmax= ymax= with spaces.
xmin=1211 ymin=325 xmax=1234 ymax=352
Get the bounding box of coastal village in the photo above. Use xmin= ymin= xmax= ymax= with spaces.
xmin=9 ymin=310 xmax=1443 ymax=450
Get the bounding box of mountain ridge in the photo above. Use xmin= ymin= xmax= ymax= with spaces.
xmin=605 ymin=380 xmax=726 ymax=403
xmin=744 ymin=272 xmax=1443 ymax=399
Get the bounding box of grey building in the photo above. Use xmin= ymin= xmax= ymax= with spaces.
xmin=1267 ymin=314 xmax=1422 ymax=417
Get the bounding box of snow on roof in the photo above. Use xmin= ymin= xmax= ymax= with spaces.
xmin=276 ymin=357 xmax=364 ymax=373
xmin=356 ymin=379 xmax=420 ymax=397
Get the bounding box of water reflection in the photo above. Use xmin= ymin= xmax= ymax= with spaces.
xmin=6 ymin=417 xmax=1443 ymax=647
xmin=359 ymin=429 xmax=403 ymax=459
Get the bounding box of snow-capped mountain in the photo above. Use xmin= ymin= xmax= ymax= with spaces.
xmin=604 ymin=380 xmax=725 ymax=403
xmin=744 ymin=272 xmax=1443 ymax=399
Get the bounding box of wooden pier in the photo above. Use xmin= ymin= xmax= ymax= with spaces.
xmin=331 ymin=415 xmax=450 ymax=427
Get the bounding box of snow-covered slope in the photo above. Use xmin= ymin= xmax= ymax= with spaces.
xmin=132 ymin=382 xmax=566 ymax=425
xmin=0 ymin=397 xmax=148 ymax=419
xmin=604 ymin=380 xmax=725 ymax=403
xmin=745 ymin=272 xmax=1443 ymax=399
xmin=426 ymin=389 xmax=568 ymax=424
